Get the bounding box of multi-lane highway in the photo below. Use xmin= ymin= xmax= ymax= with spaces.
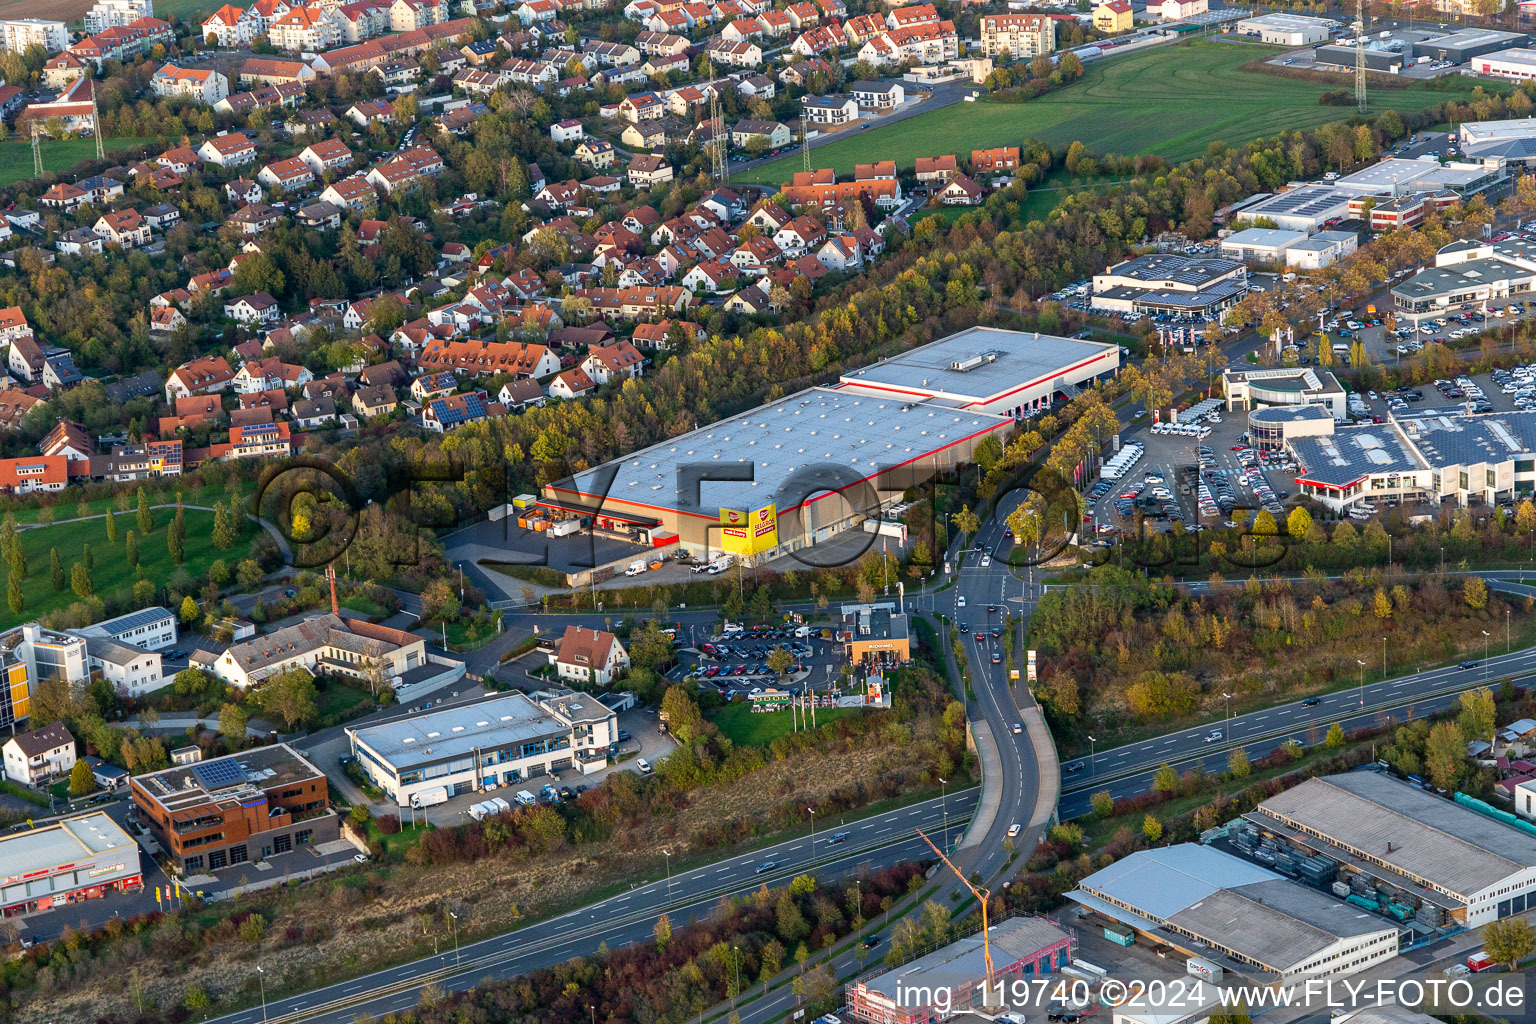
xmin=206 ymin=791 xmax=977 ymax=1024
xmin=1057 ymin=573 xmax=1536 ymax=818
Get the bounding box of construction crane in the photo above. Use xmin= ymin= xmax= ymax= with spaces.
xmin=916 ymin=827 xmax=995 ymax=1002
xmin=1354 ymin=0 xmax=1367 ymax=114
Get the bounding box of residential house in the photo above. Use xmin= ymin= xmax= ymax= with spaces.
xmin=258 ymin=156 xmax=316 ymax=192
xmin=199 ymin=132 xmax=257 ymax=167
xmin=2 ymin=723 xmax=75 ymax=787
xmin=848 ymin=80 xmax=903 ymax=110
xmin=915 ymin=154 xmax=958 ymax=185
xmin=936 ymin=174 xmax=983 ymax=205
xmin=93 ymin=209 xmax=152 ymax=249
xmin=551 ymin=625 xmax=629 ymax=685
xmin=627 ymin=153 xmax=674 ymax=187
xmin=1093 ymin=0 xmax=1133 ymax=32
xmin=548 ymin=366 xmax=596 ymax=399
xmin=551 ymin=118 xmax=585 ymax=142
xmin=977 ymin=13 xmax=1054 ymax=58
xmin=151 ymin=63 xmax=230 ymax=104
xmin=421 ymin=389 xmax=500 ymax=431
xmin=971 ymin=146 xmax=1020 ymax=175
xmin=801 ymin=94 xmax=858 ymax=126
xmin=351 ymin=384 xmax=399 ymax=418
xmin=299 ymin=139 xmax=354 ymax=177
xmin=732 ymin=119 xmax=791 ymax=149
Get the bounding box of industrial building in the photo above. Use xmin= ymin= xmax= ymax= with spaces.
xmin=131 ymin=743 xmax=338 ymax=874
xmin=1315 ymin=27 xmax=1523 ymax=73
xmin=845 ymin=916 xmax=1074 ymax=1024
xmin=1244 ymin=772 xmax=1536 ymax=929
xmin=1414 ymin=28 xmax=1526 ymax=64
xmin=1220 ymin=227 xmax=1357 ymax=268
xmin=0 ymin=812 xmax=141 ymax=917
xmin=540 ymin=328 xmax=1119 ymax=563
xmin=1459 ymin=117 xmax=1536 ymax=168
xmin=1090 ymin=254 xmax=1248 ymax=315
xmin=1391 ymin=236 xmax=1536 ymax=323
xmin=836 ymin=327 xmax=1120 ymax=419
xmin=1329 ymin=157 xmax=1506 ymax=203
xmin=348 ymin=691 xmax=620 ymax=807
xmin=1474 ymin=46 xmax=1536 ymax=80
xmin=1070 ymin=844 xmax=1401 ymax=982
xmin=1232 ymin=185 xmax=1353 ymax=234
xmin=1234 ymin=12 xmax=1335 ymax=45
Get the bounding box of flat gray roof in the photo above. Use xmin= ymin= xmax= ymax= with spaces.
xmin=857 ymin=916 xmax=1071 ymax=999
xmin=1479 ymin=46 xmax=1536 ymax=68
xmin=548 ymin=386 xmax=1011 ymax=515
xmin=1250 ymin=405 xmax=1333 ymax=423
xmin=1398 ymin=409 xmax=1536 ymax=468
xmin=1255 ymin=773 xmax=1536 ymax=898
xmin=1332 ymin=158 xmax=1497 ymax=196
xmin=837 ymin=327 xmax=1118 ymax=405
xmin=1222 ymin=227 xmax=1306 ymax=249
xmin=1073 ymin=845 xmax=1395 ymax=973
xmin=0 ymin=812 xmax=134 ymax=882
xmin=350 ymin=692 xmax=571 ymax=768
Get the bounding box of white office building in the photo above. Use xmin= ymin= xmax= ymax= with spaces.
xmin=77 ymin=606 xmax=177 ymax=652
xmin=1234 ymin=12 xmax=1334 ymax=45
xmin=348 ymin=691 xmax=622 ymax=807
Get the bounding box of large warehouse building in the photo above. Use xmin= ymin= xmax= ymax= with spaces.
xmin=836 ymin=326 xmax=1119 ymax=419
xmin=1245 ymin=772 xmax=1536 ymax=928
xmin=1070 ymin=844 xmax=1401 ymax=982
xmin=1234 ymin=12 xmax=1334 ymax=45
xmin=541 ymin=328 xmax=1115 ymax=562
xmin=0 ymin=812 xmax=141 ymax=916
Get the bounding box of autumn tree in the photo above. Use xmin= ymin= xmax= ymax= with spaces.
xmin=259 ymin=668 xmax=318 ymax=731
xmin=1424 ymin=720 xmax=1467 ymax=792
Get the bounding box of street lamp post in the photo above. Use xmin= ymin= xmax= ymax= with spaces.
xmin=449 ymin=910 xmax=460 ymax=966
xmin=1508 ymin=608 xmax=1512 ymax=653
xmin=1088 ymin=734 xmax=1096 ymax=777
xmin=1357 ymin=659 xmax=1366 ymax=707
xmin=807 ymin=807 xmax=816 ymax=859
xmin=1382 ymin=636 xmax=1387 ymax=681
xmin=1483 ymin=630 xmax=1491 ymax=684
xmin=662 ymin=848 xmax=672 ymax=898
xmin=256 ymin=965 xmax=268 ymax=1024
xmin=1222 ymin=692 xmax=1231 ymax=735
xmin=938 ymin=777 xmax=949 ymax=851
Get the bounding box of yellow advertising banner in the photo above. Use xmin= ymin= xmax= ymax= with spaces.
xmin=719 ymin=504 xmax=778 ymax=555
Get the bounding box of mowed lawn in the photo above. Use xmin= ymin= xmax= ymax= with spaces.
xmin=736 ymin=41 xmax=1504 ymax=185
xmin=708 ymin=700 xmax=857 ymax=746
xmin=0 ymin=509 xmax=258 ymax=630
xmin=0 ymin=138 xmax=157 ymax=187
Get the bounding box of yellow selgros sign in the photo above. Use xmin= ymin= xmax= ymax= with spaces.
xmin=720 ymin=503 xmax=778 ymax=555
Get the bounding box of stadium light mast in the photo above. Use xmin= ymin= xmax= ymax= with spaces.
xmin=1355 ymin=0 xmax=1368 ymax=114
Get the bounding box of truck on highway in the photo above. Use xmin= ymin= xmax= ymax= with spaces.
xmin=1186 ymin=955 xmax=1223 ymax=982
xmin=410 ymin=787 xmax=449 ymax=809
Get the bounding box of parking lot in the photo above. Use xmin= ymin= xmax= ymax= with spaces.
xmin=671 ymin=625 xmax=841 ymax=698
xmin=1086 ymin=407 xmax=1296 ymax=537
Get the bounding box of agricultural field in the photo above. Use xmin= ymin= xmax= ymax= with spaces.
xmin=736 ymin=41 xmax=1505 ymax=185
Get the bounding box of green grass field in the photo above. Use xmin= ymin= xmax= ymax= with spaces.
xmin=0 ymin=509 xmax=258 ymax=630
xmin=0 ymin=137 xmax=157 ymax=187
xmin=708 ymin=700 xmax=857 ymax=746
xmin=737 ymin=41 xmax=1503 ymax=185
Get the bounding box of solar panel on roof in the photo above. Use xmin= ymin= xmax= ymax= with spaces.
xmin=192 ymin=759 xmax=246 ymax=790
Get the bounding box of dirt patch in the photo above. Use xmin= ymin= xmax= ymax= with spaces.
xmin=12 ymin=737 xmax=938 ymax=1023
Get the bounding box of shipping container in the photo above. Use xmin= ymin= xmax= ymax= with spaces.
xmin=1104 ymin=925 xmax=1135 ymax=947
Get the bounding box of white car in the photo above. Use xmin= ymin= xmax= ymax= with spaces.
xmin=957 ymin=595 xmax=966 ymax=607
xmin=980 ymin=556 xmax=991 ymax=567
xmin=1007 ymin=823 xmax=1022 ymax=838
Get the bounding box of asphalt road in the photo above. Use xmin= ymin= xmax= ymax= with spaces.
xmin=203 ymin=791 xmax=977 ymax=1024
xmin=1056 ymin=573 xmax=1536 ymax=818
